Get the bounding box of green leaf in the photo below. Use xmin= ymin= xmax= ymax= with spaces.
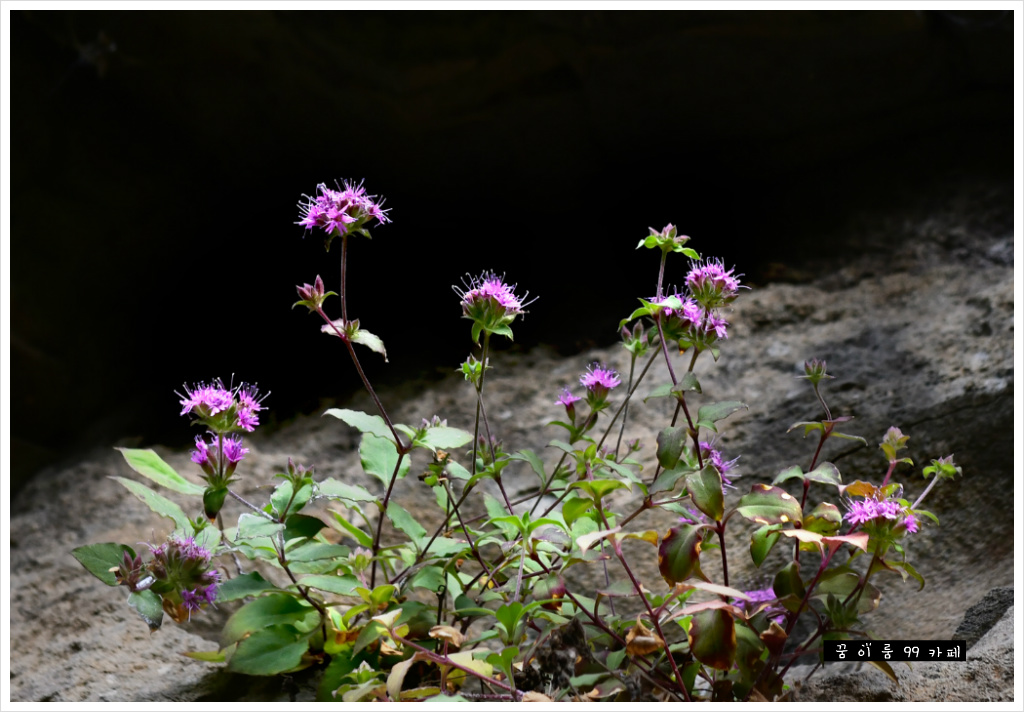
xmin=494 ymin=602 xmax=526 ymax=642
xmin=216 ymin=571 xmax=276 ymax=602
xmin=128 ymin=590 xmax=164 ymax=631
xmin=804 ymin=462 xmax=843 ymax=488
xmin=415 ymin=536 xmax=470 ymax=559
xmin=686 ymin=465 xmax=724 ymax=521
xmin=772 ymin=561 xmax=805 ymax=600
xmin=688 ymin=608 xmax=736 ymax=671
xmin=650 ymin=465 xmax=694 ymax=495
xmin=509 ymin=449 xmax=547 ymax=483
xmin=658 ymin=525 xmax=705 ymax=585
xmin=696 ymin=401 xmax=747 ymax=433
xmin=569 ymin=479 xmax=630 ymax=502
xmin=736 ymin=484 xmax=802 ymax=526
xmin=324 ymin=408 xmax=396 ymax=444
xmin=562 ymin=496 xmax=594 ymax=526
xmin=287 ymin=542 xmax=350 ymax=562
xmin=656 ymin=426 xmax=688 ymax=470
xmin=332 ymin=512 xmax=374 ymax=548
xmin=360 ymin=433 xmax=410 ymax=487
xmin=418 ymin=426 xmax=474 ymax=452
xmin=350 ymin=328 xmax=388 ymax=361
xmin=116 ymin=448 xmax=206 ymax=495
xmin=222 ymin=593 xmax=317 ymax=647
xmin=270 ymin=480 xmax=313 ymax=519
xmin=236 ymin=512 xmax=285 ymax=540
xmin=111 ymin=477 xmax=189 ymax=529
xmin=300 ymin=574 xmax=362 ymax=596
xmin=386 ymin=501 xmax=427 ymax=542
xmin=72 ymin=543 xmax=135 ymax=586
xmin=749 ymin=525 xmax=782 ymax=568
xmin=227 ymin=624 xmax=311 ymax=676
xmin=803 ymin=502 xmax=842 ymax=536
xmin=771 ymin=465 xmax=805 ymax=486
xmin=317 ymin=478 xmax=377 ymax=503
xmin=183 ymin=649 xmax=227 ymax=663
xmin=283 ymin=513 xmax=326 ymax=542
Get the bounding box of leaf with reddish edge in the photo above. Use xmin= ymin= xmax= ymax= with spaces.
xmin=688 ymin=608 xmax=737 ymax=671
xmin=658 ymin=525 xmax=705 ymax=585
xmin=839 ymin=480 xmax=878 ymax=498
xmin=736 ymin=484 xmax=802 ymax=526
xmin=750 ymin=523 xmax=783 ymax=567
xmin=823 ymin=532 xmax=869 ymax=553
xmin=674 ymin=580 xmax=752 ymax=601
xmin=686 ymin=464 xmax=724 ymax=521
xmin=656 ymin=426 xmax=687 ymax=469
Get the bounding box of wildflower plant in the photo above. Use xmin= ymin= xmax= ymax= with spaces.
xmin=73 ymin=183 xmax=961 ymax=702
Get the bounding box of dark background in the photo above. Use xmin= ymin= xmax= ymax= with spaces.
xmin=8 ymin=10 xmax=1013 ymax=490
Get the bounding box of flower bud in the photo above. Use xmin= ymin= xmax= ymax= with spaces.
xmin=293 ymin=275 xmax=337 ymax=313
xmin=800 ymin=358 xmax=833 ymax=385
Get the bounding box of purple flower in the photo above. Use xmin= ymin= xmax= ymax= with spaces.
xmin=297 ymin=179 xmax=390 ymax=238
xmin=844 ymin=497 xmax=910 ymax=529
xmin=903 ymin=513 xmax=919 ymax=534
xmin=686 ymin=259 xmax=741 ymax=306
xmin=844 ymin=499 xmax=879 ymax=527
xmin=179 ymin=379 xmax=266 ymax=434
xmin=456 ymin=272 xmax=526 ymax=315
xmin=555 ymin=388 xmax=582 ymax=408
xmin=699 ymin=441 xmax=739 ymax=489
xmin=181 ymin=587 xmax=203 ymax=613
xmin=580 ymin=363 xmax=621 ymax=392
xmin=454 ymin=271 xmax=534 ymax=342
xmin=179 ymin=382 xmax=234 ymax=418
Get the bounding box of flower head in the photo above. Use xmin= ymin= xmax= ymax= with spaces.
xmin=145 ymin=535 xmax=220 ymax=621
xmin=844 ymin=496 xmax=915 ymax=536
xmin=297 ymin=179 xmax=390 ymax=246
xmin=191 ymin=433 xmax=249 ymax=481
xmin=556 ymin=387 xmax=582 ymax=408
xmin=454 ymin=271 xmax=534 ymax=343
xmin=580 ymin=363 xmax=621 ymax=393
xmin=178 ymin=379 xmax=266 ymax=434
xmin=579 ymin=362 xmax=620 ymax=410
xmin=699 ymin=441 xmax=739 ymax=489
xmin=686 ymin=259 xmax=741 ymax=308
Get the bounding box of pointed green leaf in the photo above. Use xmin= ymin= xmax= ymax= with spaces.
xmin=316 ymin=478 xmax=377 ymax=503
xmin=300 ymin=574 xmax=362 ymax=596
xmin=222 ymin=593 xmax=317 ymax=647
xmin=116 ymin=448 xmax=206 ymax=495
xmin=324 ymin=408 xmax=396 ymax=444
xmin=215 ymin=571 xmax=276 ymax=602
xmin=386 ymin=501 xmax=427 ymax=541
xmin=72 ymin=543 xmax=135 ymax=586
xmin=803 ymin=502 xmax=842 ymax=536
xmin=569 ymin=479 xmax=630 ymax=502
xmin=650 ymin=465 xmax=694 ymax=495
xmin=283 ymin=513 xmax=325 ymax=542
xmin=771 ymin=465 xmax=805 ymax=486
xmin=111 ymin=477 xmax=189 ymax=529
xmin=351 ymin=328 xmax=388 ymax=362
xmin=509 ymin=449 xmax=547 ymax=482
xmin=696 ymin=401 xmax=747 ymax=433
xmin=686 ymin=464 xmax=724 ymax=521
xmin=271 ymin=480 xmax=313 ymax=519
xmin=804 ymin=462 xmax=843 ymax=488
xmin=360 ymin=433 xmax=410 ymax=487
xmin=562 ymin=496 xmax=594 ymax=526
xmin=236 ymin=512 xmax=284 ymax=540
xmin=227 ymin=624 xmax=311 ymax=676
xmin=749 ymin=524 xmax=782 ymax=568
xmin=656 ymin=426 xmax=688 ymax=470
xmin=128 ymin=589 xmax=164 ymax=631
xmin=419 ymin=426 xmax=474 ymax=452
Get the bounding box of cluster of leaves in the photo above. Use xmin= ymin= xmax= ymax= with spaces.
xmin=73 ymin=200 xmax=961 ymax=702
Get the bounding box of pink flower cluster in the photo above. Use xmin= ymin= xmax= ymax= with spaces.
xmin=179 ymin=379 xmax=264 ymax=432
xmin=297 ymin=180 xmax=390 ymax=236
xmin=191 ymin=433 xmax=249 ymax=467
xmin=686 ymin=259 xmax=741 ymax=299
xmin=655 ymin=294 xmax=731 ymax=340
xmin=844 ymin=497 xmax=917 ymax=533
xmin=699 ymin=441 xmax=739 ymax=488
xmin=580 ymin=363 xmax=621 ymax=392
xmin=457 ymin=272 xmax=526 ymax=316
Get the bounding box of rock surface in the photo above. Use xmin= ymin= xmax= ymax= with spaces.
xmin=8 ymin=180 xmax=1016 ymax=702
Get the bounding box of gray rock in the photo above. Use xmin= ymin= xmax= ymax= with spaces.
xmin=954 ymin=586 xmax=1015 ymax=651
